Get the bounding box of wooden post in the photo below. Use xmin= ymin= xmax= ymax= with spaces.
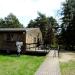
xmin=58 ymin=45 xmax=60 ymax=57
xmin=22 ymin=31 xmax=26 ymax=53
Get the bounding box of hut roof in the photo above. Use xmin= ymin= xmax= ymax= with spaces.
xmin=0 ymin=28 xmax=40 ymax=32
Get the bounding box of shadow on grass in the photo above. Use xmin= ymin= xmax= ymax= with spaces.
xmin=24 ymin=51 xmax=48 ymax=56
xmin=0 ymin=50 xmax=48 ymax=57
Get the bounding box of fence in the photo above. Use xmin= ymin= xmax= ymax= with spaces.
xmin=26 ymin=43 xmax=50 ymax=53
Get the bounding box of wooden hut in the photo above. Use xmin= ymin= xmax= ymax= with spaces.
xmin=0 ymin=28 xmax=42 ymax=53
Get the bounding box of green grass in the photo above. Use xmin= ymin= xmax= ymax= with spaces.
xmin=60 ymin=61 xmax=75 ymax=75
xmin=0 ymin=54 xmax=45 ymax=75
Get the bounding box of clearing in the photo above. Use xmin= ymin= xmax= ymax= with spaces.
xmin=59 ymin=51 xmax=75 ymax=75
xmin=0 ymin=54 xmax=45 ymax=75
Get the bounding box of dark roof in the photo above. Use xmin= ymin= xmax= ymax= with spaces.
xmin=0 ymin=28 xmax=26 ymax=32
xmin=0 ymin=28 xmax=40 ymax=32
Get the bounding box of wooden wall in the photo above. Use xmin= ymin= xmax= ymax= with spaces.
xmin=0 ymin=32 xmax=26 ymax=52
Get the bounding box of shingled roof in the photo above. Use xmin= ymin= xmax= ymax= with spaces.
xmin=0 ymin=28 xmax=40 ymax=32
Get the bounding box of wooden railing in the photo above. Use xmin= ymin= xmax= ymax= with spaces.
xmin=26 ymin=43 xmax=50 ymax=53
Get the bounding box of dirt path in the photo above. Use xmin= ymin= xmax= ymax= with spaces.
xmin=35 ymin=50 xmax=61 ymax=75
xmin=59 ymin=51 xmax=75 ymax=62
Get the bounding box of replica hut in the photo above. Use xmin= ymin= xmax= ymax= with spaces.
xmin=0 ymin=28 xmax=42 ymax=53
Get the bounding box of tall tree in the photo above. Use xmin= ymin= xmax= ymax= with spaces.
xmin=0 ymin=13 xmax=23 ymax=28
xmin=27 ymin=12 xmax=58 ymax=46
xmin=62 ymin=0 xmax=75 ymax=28
xmin=0 ymin=18 xmax=5 ymax=28
xmin=60 ymin=0 xmax=75 ymax=50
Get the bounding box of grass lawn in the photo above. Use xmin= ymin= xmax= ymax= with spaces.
xmin=60 ymin=61 xmax=75 ymax=75
xmin=0 ymin=54 xmax=45 ymax=75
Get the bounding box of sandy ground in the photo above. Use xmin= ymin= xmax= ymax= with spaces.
xmin=59 ymin=51 xmax=75 ymax=62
